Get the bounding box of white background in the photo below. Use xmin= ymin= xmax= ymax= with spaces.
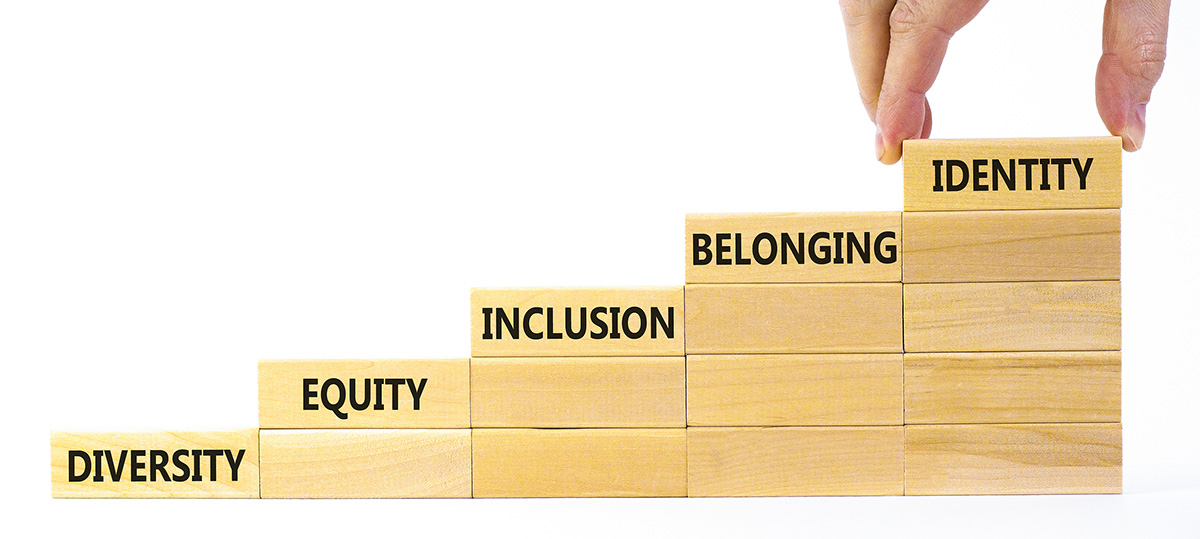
xmin=3 ymin=1 xmax=1197 ymax=537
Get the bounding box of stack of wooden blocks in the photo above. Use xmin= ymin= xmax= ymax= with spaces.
xmin=50 ymin=137 xmax=1122 ymax=498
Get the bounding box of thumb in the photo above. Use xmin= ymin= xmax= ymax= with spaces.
xmin=1096 ymin=0 xmax=1170 ymax=151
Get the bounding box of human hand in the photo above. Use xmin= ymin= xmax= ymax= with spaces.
xmin=839 ymin=0 xmax=1171 ymax=164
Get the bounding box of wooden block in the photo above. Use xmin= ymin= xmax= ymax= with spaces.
xmin=472 ymin=428 xmax=686 ymax=497
xmin=471 ymin=356 xmax=684 ymax=427
xmin=903 ymin=209 xmax=1120 ymax=283
xmin=258 ymin=358 xmax=469 ymax=429
xmin=685 ymin=212 xmax=901 ymax=283
xmin=903 ymin=281 xmax=1120 ymax=352
xmin=905 ymin=352 xmax=1121 ymax=424
xmin=50 ymin=430 xmax=258 ymax=498
xmin=687 ymin=354 xmax=902 ymax=426
xmin=259 ymin=429 xmax=471 ymax=498
xmin=685 ymin=284 xmax=902 ymax=354
xmin=471 ymin=287 xmax=683 ymax=357
xmin=905 ymin=423 xmax=1122 ymax=495
xmin=687 ymin=427 xmax=903 ymax=496
xmin=903 ymin=136 xmax=1121 ymax=211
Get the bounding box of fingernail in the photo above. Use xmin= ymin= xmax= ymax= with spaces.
xmin=1123 ymin=103 xmax=1146 ymax=151
xmin=875 ymin=127 xmax=885 ymax=161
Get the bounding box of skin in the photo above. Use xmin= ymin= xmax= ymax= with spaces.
xmin=839 ymin=0 xmax=1171 ymax=164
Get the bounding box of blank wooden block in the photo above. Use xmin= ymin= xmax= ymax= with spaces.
xmin=472 ymin=428 xmax=686 ymax=497
xmin=903 ymin=137 xmax=1121 ymax=211
xmin=902 ymin=209 xmax=1120 ymax=283
xmin=685 ymin=212 xmax=901 ymax=283
xmin=471 ymin=356 xmax=684 ymax=427
xmin=259 ymin=429 xmax=471 ymax=498
xmin=471 ymin=287 xmax=684 ymax=357
xmin=259 ymin=358 xmax=469 ymax=429
xmin=903 ymin=281 xmax=1120 ymax=352
xmin=905 ymin=423 xmax=1122 ymax=495
xmin=50 ymin=430 xmax=258 ymax=498
xmin=905 ymin=352 xmax=1121 ymax=424
xmin=685 ymin=284 xmax=902 ymax=354
xmin=687 ymin=427 xmax=903 ymax=497
xmin=687 ymin=354 xmax=902 ymax=426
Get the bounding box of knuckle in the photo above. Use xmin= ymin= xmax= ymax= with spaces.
xmin=889 ymin=0 xmax=927 ymax=35
xmin=1125 ymin=32 xmax=1167 ymax=84
xmin=840 ymin=0 xmax=887 ymax=26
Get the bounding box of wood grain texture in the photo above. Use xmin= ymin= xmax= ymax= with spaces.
xmin=687 ymin=427 xmax=903 ymax=496
xmin=902 ymin=209 xmax=1120 ymax=282
xmin=905 ymin=423 xmax=1122 ymax=495
xmin=259 ymin=358 xmax=469 ymax=428
xmin=685 ymin=284 xmax=902 ymax=354
xmin=471 ymin=356 xmax=684 ymax=427
xmin=50 ymin=430 xmax=258 ymax=498
xmin=905 ymin=352 xmax=1121 ymax=424
xmin=903 ymin=281 xmax=1121 ymax=352
xmin=685 ymin=212 xmax=901 ymax=283
xmin=687 ymin=354 xmax=902 ymax=426
xmin=259 ymin=429 xmax=471 ymax=498
xmin=903 ymin=137 xmax=1121 ymax=211
xmin=472 ymin=428 xmax=686 ymax=497
xmin=471 ymin=287 xmax=684 ymax=357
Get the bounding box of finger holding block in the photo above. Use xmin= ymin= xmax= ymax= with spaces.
xmin=50 ymin=430 xmax=259 ymax=498
xmin=259 ymin=429 xmax=472 ymax=498
xmin=472 ymin=428 xmax=686 ymax=498
xmin=258 ymin=359 xmax=470 ymax=429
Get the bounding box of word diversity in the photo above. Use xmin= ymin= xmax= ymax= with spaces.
xmin=52 ymin=137 xmax=1123 ymax=499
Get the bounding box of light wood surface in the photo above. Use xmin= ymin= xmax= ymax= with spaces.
xmin=685 ymin=284 xmax=902 ymax=354
xmin=50 ymin=430 xmax=259 ymax=498
xmin=903 ymin=281 xmax=1121 ymax=352
xmin=472 ymin=428 xmax=686 ymax=497
xmin=905 ymin=423 xmax=1122 ymax=495
xmin=259 ymin=429 xmax=471 ymax=498
xmin=905 ymin=352 xmax=1121 ymax=424
xmin=902 ymin=209 xmax=1120 ymax=282
xmin=471 ymin=287 xmax=684 ymax=357
xmin=903 ymin=137 xmax=1121 ymax=211
xmin=471 ymin=356 xmax=684 ymax=427
xmin=687 ymin=354 xmax=902 ymax=426
xmin=687 ymin=427 xmax=903 ymax=496
xmin=259 ymin=358 xmax=469 ymax=428
xmin=685 ymin=212 xmax=901 ymax=283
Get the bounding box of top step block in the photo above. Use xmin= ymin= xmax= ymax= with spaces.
xmin=471 ymin=287 xmax=684 ymax=357
xmin=685 ymin=213 xmax=901 ymax=283
xmin=903 ymin=137 xmax=1121 ymax=211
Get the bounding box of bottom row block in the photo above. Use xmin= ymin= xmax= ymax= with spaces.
xmin=52 ymin=424 xmax=1122 ymax=498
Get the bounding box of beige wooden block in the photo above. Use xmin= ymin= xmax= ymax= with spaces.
xmin=905 ymin=352 xmax=1121 ymax=424
xmin=905 ymin=423 xmax=1122 ymax=495
xmin=259 ymin=429 xmax=471 ymax=498
xmin=685 ymin=284 xmax=902 ymax=354
xmin=903 ymin=209 xmax=1120 ymax=282
xmin=685 ymin=212 xmax=901 ymax=283
xmin=471 ymin=356 xmax=684 ymax=427
xmin=50 ymin=430 xmax=258 ymax=498
xmin=258 ymin=358 xmax=469 ymax=429
xmin=472 ymin=428 xmax=686 ymax=497
xmin=687 ymin=354 xmax=902 ymax=426
xmin=688 ymin=427 xmax=903 ymax=496
xmin=903 ymin=281 xmax=1120 ymax=352
xmin=471 ymin=287 xmax=683 ymax=357
xmin=903 ymin=137 xmax=1121 ymax=211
